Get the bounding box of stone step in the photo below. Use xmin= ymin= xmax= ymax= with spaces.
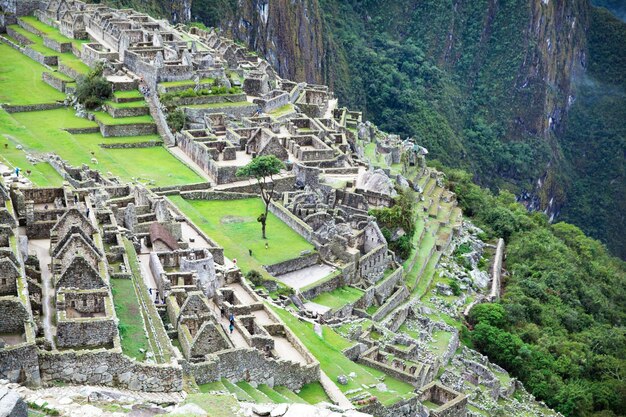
xmin=221 ymin=378 xmax=254 ymax=402
xmin=257 ymin=384 xmax=292 ymax=403
xmin=236 ymin=381 xmax=274 ymax=403
xmin=274 ymin=386 xmax=309 ymax=404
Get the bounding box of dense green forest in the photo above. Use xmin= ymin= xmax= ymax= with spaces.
xmin=319 ymin=0 xmax=625 ymax=260
xmin=443 ymin=168 xmax=626 ymax=417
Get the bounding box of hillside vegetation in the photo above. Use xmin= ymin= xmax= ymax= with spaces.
xmin=446 ymin=169 xmax=626 ymax=417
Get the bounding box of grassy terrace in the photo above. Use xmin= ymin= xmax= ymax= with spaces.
xmin=168 ymin=197 xmax=314 ymax=277
xmin=271 ymin=305 xmax=415 ymax=406
xmin=7 ymin=24 xmax=89 ymax=75
xmin=110 ymin=278 xmax=152 ymax=360
xmin=3 ymin=108 xmax=201 ymax=187
xmin=113 ymin=90 xmax=144 ymax=99
xmin=19 ymin=16 xmax=89 ymax=50
xmin=94 ymin=111 xmax=154 ymax=125
xmin=311 ymin=286 xmax=364 ymax=310
xmin=104 ymin=100 xmax=147 ymax=109
xmin=0 ymin=43 xmax=65 ymax=104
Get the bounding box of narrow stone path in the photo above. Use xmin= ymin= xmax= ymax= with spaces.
xmin=29 ymin=237 xmax=56 ymax=349
xmin=319 ymin=370 xmax=353 ymax=409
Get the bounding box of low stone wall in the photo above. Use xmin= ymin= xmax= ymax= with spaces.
xmin=42 ymin=72 xmax=71 ymax=92
xmin=100 ymin=140 xmax=162 ymax=149
xmin=268 ymin=201 xmax=313 ymax=243
xmin=357 ymin=355 xmax=420 ymax=386
xmin=300 ymin=270 xmax=344 ymax=300
xmin=187 ymin=347 xmax=319 ymax=390
xmin=58 ymin=63 xmax=83 ymax=81
xmin=2 ymin=103 xmax=63 ymax=113
xmin=374 ymin=267 xmax=404 ymax=304
xmin=98 ymin=122 xmax=157 ymax=137
xmin=39 ymin=349 xmax=183 ymax=392
xmin=6 ymin=27 xmax=32 ymax=47
xmin=106 ymin=105 xmax=149 ymax=118
xmin=43 ymin=36 xmax=71 ymax=53
xmin=164 ymin=93 xmax=246 ymax=106
xmin=23 ymin=46 xmax=57 ymax=66
xmin=64 ymin=126 xmax=100 ymax=134
xmin=180 ymin=190 xmax=257 ymax=201
xmin=265 ymin=252 xmax=319 ymax=276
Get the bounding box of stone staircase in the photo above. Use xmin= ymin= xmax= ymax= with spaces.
xmin=201 ymin=378 xmax=320 ymax=405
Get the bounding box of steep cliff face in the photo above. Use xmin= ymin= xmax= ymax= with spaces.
xmin=187 ymin=0 xmax=324 ymax=84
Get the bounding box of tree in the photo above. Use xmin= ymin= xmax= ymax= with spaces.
xmin=236 ymin=155 xmax=284 ymax=239
xmin=75 ymin=61 xmax=112 ymax=110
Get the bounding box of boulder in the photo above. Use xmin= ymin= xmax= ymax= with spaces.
xmin=0 ymin=387 xmax=27 ymax=417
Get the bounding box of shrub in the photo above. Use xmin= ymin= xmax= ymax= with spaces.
xmin=75 ymin=62 xmax=112 ymax=110
xmin=166 ymin=108 xmax=185 ymax=132
xmin=449 ymin=279 xmax=461 ymax=296
xmin=246 ymin=270 xmax=263 ymax=286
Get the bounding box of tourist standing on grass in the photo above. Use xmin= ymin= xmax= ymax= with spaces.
xmin=14 ymin=167 xmax=19 ymax=177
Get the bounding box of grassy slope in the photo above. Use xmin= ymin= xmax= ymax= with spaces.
xmin=0 ymin=43 xmax=65 ymax=105
xmin=110 ymin=278 xmax=151 ymax=360
xmin=271 ymin=305 xmax=415 ymax=406
xmin=168 ymin=197 xmax=314 ymax=276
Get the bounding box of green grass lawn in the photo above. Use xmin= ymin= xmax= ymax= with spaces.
xmin=311 ymin=286 xmax=364 ymax=310
xmin=5 ymin=108 xmax=201 ymax=187
xmin=113 ymin=90 xmax=144 ymax=99
xmin=0 ymin=43 xmax=65 ymax=105
xmin=110 ymin=278 xmax=151 ymax=360
xmin=168 ymin=197 xmax=314 ymax=276
xmin=271 ymin=306 xmax=415 ymax=406
xmin=105 ymin=100 xmax=147 ymax=109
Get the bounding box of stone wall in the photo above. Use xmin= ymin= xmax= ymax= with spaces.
xmin=2 ymin=103 xmax=63 ymax=113
xmin=0 ymin=343 xmax=41 ymax=387
xmin=265 ymin=252 xmax=318 ymax=276
xmin=56 ymin=319 xmax=117 ymax=348
xmin=42 ymin=72 xmax=70 ymax=92
xmin=373 ymin=267 xmax=403 ymax=304
xmin=372 ymin=286 xmax=409 ymax=322
xmin=42 ymin=36 xmax=71 ymax=53
xmin=39 ymin=350 xmax=183 ymax=392
xmin=268 ymin=201 xmax=313 ymax=243
xmin=359 ymin=395 xmax=424 ymax=417
xmin=23 ymin=45 xmax=58 ymax=66
xmin=183 ymin=102 xmax=257 ymax=121
xmin=98 ymin=121 xmax=157 ymax=137
xmin=58 ymin=62 xmax=83 ymax=80
xmin=188 ymin=347 xmax=319 ymax=390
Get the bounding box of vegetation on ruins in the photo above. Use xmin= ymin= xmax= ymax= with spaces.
xmin=166 ymin=108 xmax=186 ymax=132
xmin=245 ymin=270 xmax=263 ymax=286
xmin=236 ymin=155 xmax=285 ymax=239
xmin=369 ymin=188 xmax=416 ymax=259
xmin=448 ymin=168 xmax=626 ymax=417
xmin=160 ymin=86 xmax=242 ymax=107
xmin=75 ymin=62 xmax=112 ymax=110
